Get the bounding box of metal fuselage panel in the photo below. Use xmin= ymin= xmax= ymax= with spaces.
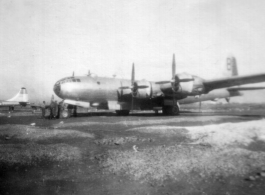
xmin=55 ymin=76 xmax=132 ymax=103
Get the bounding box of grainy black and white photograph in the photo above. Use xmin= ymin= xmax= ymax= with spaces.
xmin=1 ymin=0 xmax=265 ymax=194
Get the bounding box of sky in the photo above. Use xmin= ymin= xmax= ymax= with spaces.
xmin=1 ymin=0 xmax=265 ymax=103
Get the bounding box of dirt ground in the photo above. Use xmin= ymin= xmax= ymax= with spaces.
xmin=0 ymin=104 xmax=265 ymax=195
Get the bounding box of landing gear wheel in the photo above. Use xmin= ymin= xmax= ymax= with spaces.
xmin=162 ymin=106 xmax=170 ymax=115
xmin=172 ymin=105 xmax=180 ymax=115
xmin=162 ymin=105 xmax=179 ymax=116
xmin=60 ymin=110 xmax=71 ymax=118
xmin=73 ymin=106 xmax=77 ymax=117
xmin=115 ymin=110 xmax=130 ymax=116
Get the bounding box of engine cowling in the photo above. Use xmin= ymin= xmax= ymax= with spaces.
xmin=174 ymin=73 xmax=194 ymax=94
xmin=133 ymin=80 xmax=152 ymax=99
xmin=160 ymin=73 xmax=195 ymax=98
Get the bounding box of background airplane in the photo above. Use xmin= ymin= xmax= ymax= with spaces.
xmin=53 ymin=55 xmax=265 ymax=118
xmin=0 ymin=87 xmax=29 ymax=111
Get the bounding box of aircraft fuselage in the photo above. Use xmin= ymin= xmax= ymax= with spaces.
xmin=54 ymin=76 xmax=132 ymax=102
xmin=53 ymin=75 xmax=230 ymax=110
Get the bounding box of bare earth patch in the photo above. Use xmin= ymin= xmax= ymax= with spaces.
xmin=0 ymin=143 xmax=81 ymax=165
xmin=53 ymin=115 xmax=241 ymax=129
xmin=103 ymin=145 xmax=265 ymax=182
xmin=95 ymin=136 xmax=146 ymax=145
xmin=0 ymin=124 xmax=94 ymax=140
xmin=186 ymin=119 xmax=265 ymax=147
xmin=127 ymin=125 xmax=188 ymax=137
xmin=103 ymin=119 xmax=265 ymax=182
xmin=127 ymin=119 xmax=265 ymax=146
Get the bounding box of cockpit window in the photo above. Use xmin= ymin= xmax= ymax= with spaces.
xmin=72 ymin=79 xmax=81 ymax=82
xmin=56 ymin=78 xmax=81 ymax=85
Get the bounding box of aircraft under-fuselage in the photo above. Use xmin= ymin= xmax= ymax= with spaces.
xmin=53 ymin=55 xmax=265 ymax=118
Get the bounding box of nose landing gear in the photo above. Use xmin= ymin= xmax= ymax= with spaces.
xmin=59 ymin=103 xmax=77 ymax=118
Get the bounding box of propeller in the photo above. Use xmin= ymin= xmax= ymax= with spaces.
xmin=155 ymin=54 xmax=194 ymax=91
xmin=118 ymin=63 xmax=149 ymax=111
xmin=72 ymin=71 xmax=75 ymax=77
xmin=131 ymin=64 xmax=135 ymax=111
xmin=172 ymin=54 xmax=177 ymax=110
xmin=156 ymin=54 xmax=194 ymax=115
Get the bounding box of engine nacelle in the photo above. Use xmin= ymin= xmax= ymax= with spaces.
xmin=175 ymin=73 xmax=194 ymax=94
xmin=159 ymin=73 xmax=196 ymax=98
xmin=134 ymin=80 xmax=152 ymax=99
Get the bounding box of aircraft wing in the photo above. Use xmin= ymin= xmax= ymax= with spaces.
xmin=203 ymin=74 xmax=265 ymax=92
xmin=227 ymin=86 xmax=265 ymax=91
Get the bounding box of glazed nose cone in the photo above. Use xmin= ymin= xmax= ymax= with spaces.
xmin=53 ymin=81 xmax=62 ymax=98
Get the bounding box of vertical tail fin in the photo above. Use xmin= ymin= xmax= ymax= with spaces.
xmin=226 ymin=56 xmax=238 ymax=76
xmin=7 ymin=87 xmax=29 ymax=103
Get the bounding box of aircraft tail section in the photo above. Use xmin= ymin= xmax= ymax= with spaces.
xmin=7 ymin=87 xmax=29 ymax=103
xmin=225 ymin=56 xmax=238 ymax=77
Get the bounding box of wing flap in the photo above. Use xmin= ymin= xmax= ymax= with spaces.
xmin=204 ymin=74 xmax=265 ymax=92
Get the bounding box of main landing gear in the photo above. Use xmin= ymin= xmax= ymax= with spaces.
xmin=162 ymin=104 xmax=180 ymax=116
xmin=8 ymin=106 xmax=14 ymax=112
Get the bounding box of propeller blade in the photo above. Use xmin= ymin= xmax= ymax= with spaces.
xmin=131 ymin=96 xmax=134 ymax=111
xmin=131 ymin=63 xmax=135 ymax=86
xmin=179 ymin=78 xmax=194 ymax=82
xmin=172 ymin=54 xmax=176 ymax=79
xmin=155 ymin=78 xmax=194 ymax=85
xmin=135 ymin=85 xmax=149 ymax=89
xmin=155 ymin=81 xmax=171 ymax=84
xmin=119 ymin=86 xmax=130 ymax=90
xmin=72 ymin=71 xmax=75 ymax=77
xmin=131 ymin=63 xmax=136 ymax=112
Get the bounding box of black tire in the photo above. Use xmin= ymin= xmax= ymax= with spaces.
xmin=56 ymin=106 xmax=61 ymax=119
xmin=162 ymin=105 xmax=179 ymax=116
xmin=73 ymin=106 xmax=77 ymax=117
xmin=60 ymin=110 xmax=71 ymax=118
xmin=162 ymin=106 xmax=168 ymax=115
xmin=172 ymin=105 xmax=180 ymax=115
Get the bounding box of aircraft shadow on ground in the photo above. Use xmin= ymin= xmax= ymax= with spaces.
xmin=73 ymin=111 xmax=265 ymax=118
